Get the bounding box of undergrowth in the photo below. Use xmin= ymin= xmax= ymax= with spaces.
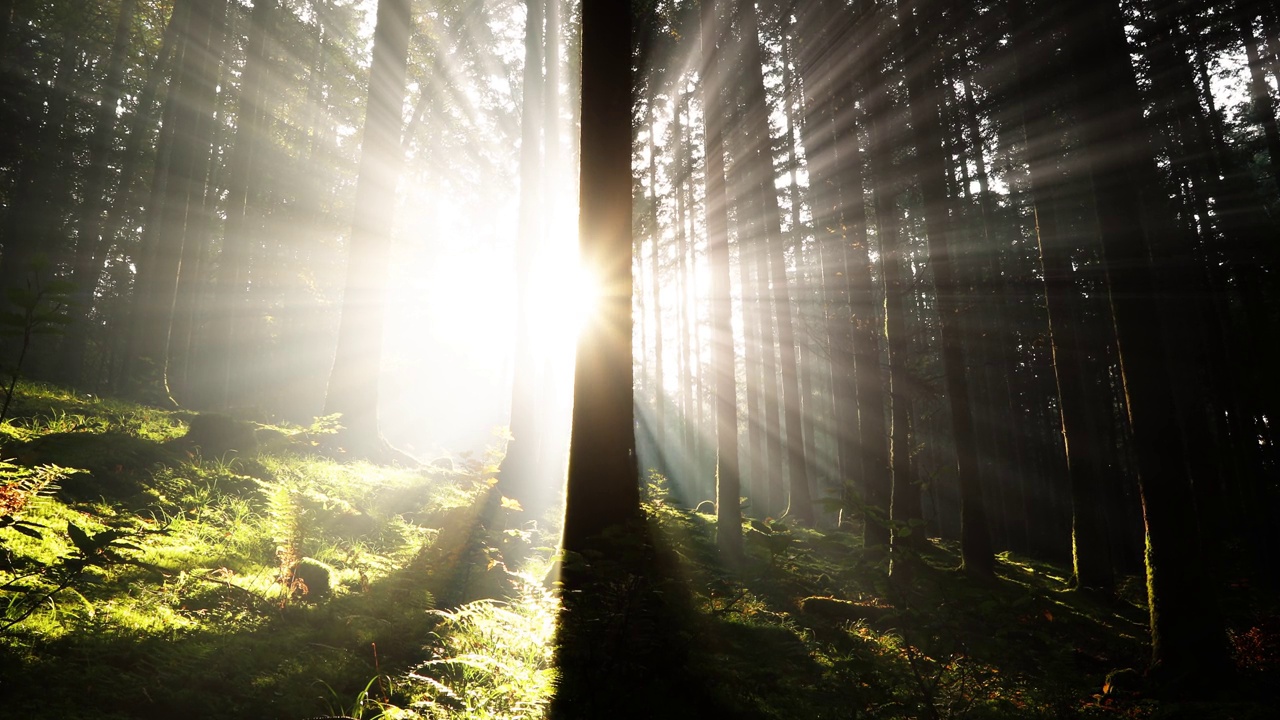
xmin=1 ymin=384 xmax=1275 ymax=719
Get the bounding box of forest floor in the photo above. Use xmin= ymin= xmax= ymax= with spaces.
xmin=1 ymin=383 xmax=1276 ymax=719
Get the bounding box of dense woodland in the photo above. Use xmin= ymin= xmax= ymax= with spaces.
xmin=2 ymin=0 xmax=1280 ymax=717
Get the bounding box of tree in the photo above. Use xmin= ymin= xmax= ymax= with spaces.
xmin=561 ymin=0 xmax=639 ymax=550
xmin=898 ymin=0 xmax=993 ymax=577
xmin=1006 ymin=0 xmax=1113 ymax=591
xmin=1067 ymin=0 xmax=1229 ymax=687
xmin=699 ymin=0 xmax=742 ymax=560
xmin=125 ymin=0 xmax=226 ymax=400
xmin=209 ymin=0 xmax=277 ymax=410
xmin=738 ymin=0 xmax=811 ymax=524
xmin=498 ymin=0 xmax=551 ymax=513
xmin=59 ymin=0 xmax=138 ymax=386
xmin=323 ymin=0 xmax=412 ymax=454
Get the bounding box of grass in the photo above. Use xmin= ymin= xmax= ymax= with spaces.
xmin=1 ymin=381 xmax=1276 ymax=719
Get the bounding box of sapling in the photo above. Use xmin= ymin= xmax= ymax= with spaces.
xmin=0 ymin=261 xmax=73 ymax=423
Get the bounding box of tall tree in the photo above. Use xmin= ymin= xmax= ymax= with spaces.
xmin=739 ymin=0 xmax=811 ymax=523
xmin=323 ymin=0 xmax=412 ymax=454
xmin=1068 ymin=0 xmax=1229 ymax=687
xmin=209 ymin=0 xmax=277 ymax=410
xmin=59 ymin=0 xmax=138 ymax=385
xmin=701 ymin=0 xmax=742 ymax=559
xmin=562 ymin=0 xmax=638 ymax=549
xmin=126 ymin=0 xmax=224 ymax=399
xmin=498 ymin=0 xmax=550 ymax=512
xmin=1006 ymin=0 xmax=1113 ymax=591
xmin=898 ymin=0 xmax=993 ymax=577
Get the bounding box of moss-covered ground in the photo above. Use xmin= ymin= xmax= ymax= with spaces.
xmin=2 ymin=383 xmax=1276 ymax=719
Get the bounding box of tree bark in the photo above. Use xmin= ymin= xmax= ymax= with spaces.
xmin=1007 ymin=0 xmax=1113 ymax=591
xmin=562 ymin=0 xmax=639 ymax=549
xmin=899 ymin=0 xmax=993 ymax=577
xmin=700 ymin=0 xmax=742 ymax=559
xmin=1068 ymin=0 xmax=1229 ymax=687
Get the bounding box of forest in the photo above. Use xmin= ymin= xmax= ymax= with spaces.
xmin=1 ymin=0 xmax=1278 ymax=718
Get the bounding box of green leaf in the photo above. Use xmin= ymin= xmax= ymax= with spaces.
xmin=12 ymin=523 xmax=44 ymax=539
xmin=67 ymin=522 xmax=92 ymax=553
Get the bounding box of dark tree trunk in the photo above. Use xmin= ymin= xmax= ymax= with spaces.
xmin=59 ymin=0 xmax=138 ymax=386
xmin=1007 ymin=0 xmax=1114 ymax=591
xmin=562 ymin=0 xmax=639 ymax=549
xmin=899 ymin=0 xmax=993 ymax=577
xmin=1068 ymin=0 xmax=1229 ymax=688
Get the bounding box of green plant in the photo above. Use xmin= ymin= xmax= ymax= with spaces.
xmin=0 ymin=260 xmax=73 ymax=423
xmin=1 ymin=516 xmax=165 ymax=632
xmin=405 ymin=578 xmax=559 ymax=719
xmin=0 ymin=461 xmax=70 ymax=544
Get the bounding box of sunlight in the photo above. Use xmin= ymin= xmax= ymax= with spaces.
xmin=527 ymin=250 xmax=600 ymax=357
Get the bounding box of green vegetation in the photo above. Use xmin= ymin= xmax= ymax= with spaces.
xmin=2 ymin=385 xmax=1276 ymax=719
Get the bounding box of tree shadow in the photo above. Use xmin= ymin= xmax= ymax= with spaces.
xmin=549 ymin=515 xmax=814 ymax=720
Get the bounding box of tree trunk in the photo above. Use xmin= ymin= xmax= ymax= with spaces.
xmin=562 ymin=0 xmax=639 ymax=549
xmin=323 ymin=0 xmax=412 ymax=453
xmin=59 ymin=0 xmax=138 ymax=386
xmin=498 ymin=0 xmax=548 ymax=511
xmin=1007 ymin=0 xmax=1113 ymax=591
xmin=209 ymin=0 xmax=276 ymax=410
xmin=899 ymin=0 xmax=993 ymax=577
xmin=126 ymin=0 xmax=220 ymax=399
xmin=700 ymin=0 xmax=742 ymax=560
xmin=647 ymin=83 xmax=666 ymax=466
xmin=794 ymin=0 xmax=858 ymax=527
xmin=1068 ymin=0 xmax=1229 ymax=688
xmin=738 ymin=0 xmax=811 ymax=525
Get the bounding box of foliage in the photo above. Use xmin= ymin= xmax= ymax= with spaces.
xmin=0 ymin=460 xmax=73 ymax=559
xmin=0 ymin=385 xmax=498 ymax=719
xmin=2 ymin=389 xmax=1276 ymax=718
xmin=405 ymin=579 xmax=559 ymax=718
xmin=0 ymin=262 xmax=73 ymax=423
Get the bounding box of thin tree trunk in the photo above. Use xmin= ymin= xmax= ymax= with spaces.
xmin=739 ymin=0 xmax=811 ymax=524
xmin=701 ymin=0 xmax=742 ymax=559
xmin=1007 ymin=0 xmax=1113 ymax=591
xmin=647 ymin=84 xmax=666 ymax=462
xmin=128 ymin=0 xmax=220 ymax=399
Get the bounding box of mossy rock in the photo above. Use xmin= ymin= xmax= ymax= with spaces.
xmin=12 ymin=431 xmax=179 ymax=501
xmin=292 ymin=557 xmax=336 ymax=600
